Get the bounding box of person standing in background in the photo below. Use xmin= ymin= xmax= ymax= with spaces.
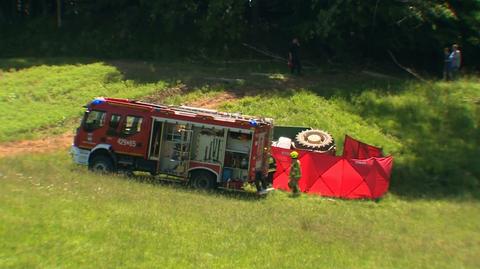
xmin=288 ymin=38 xmax=302 ymax=75
xmin=449 ymin=44 xmax=462 ymax=80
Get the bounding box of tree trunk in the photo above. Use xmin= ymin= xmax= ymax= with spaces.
xmin=41 ymin=0 xmax=47 ymax=16
xmin=16 ymin=0 xmax=22 ymax=18
xmin=56 ymin=0 xmax=61 ymax=28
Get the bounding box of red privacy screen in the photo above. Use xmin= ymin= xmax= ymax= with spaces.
xmin=271 ymin=136 xmax=393 ymax=199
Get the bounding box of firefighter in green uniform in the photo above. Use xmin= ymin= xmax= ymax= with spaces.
xmin=288 ymin=151 xmax=301 ymax=196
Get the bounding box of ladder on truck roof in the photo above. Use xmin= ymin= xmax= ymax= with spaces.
xmin=101 ymin=97 xmax=271 ymax=125
xmin=131 ymin=100 xmax=268 ymax=124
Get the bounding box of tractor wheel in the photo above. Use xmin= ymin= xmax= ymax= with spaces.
xmin=191 ymin=171 xmax=216 ymax=190
xmin=89 ymin=155 xmax=114 ymax=173
xmin=295 ymin=129 xmax=336 ymax=153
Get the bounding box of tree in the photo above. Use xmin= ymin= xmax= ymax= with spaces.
xmin=0 ymin=0 xmax=478 ymax=66
xmin=56 ymin=0 xmax=61 ymax=28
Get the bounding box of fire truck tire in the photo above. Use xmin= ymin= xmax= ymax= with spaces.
xmin=191 ymin=171 xmax=216 ymax=190
xmin=89 ymin=155 xmax=114 ymax=173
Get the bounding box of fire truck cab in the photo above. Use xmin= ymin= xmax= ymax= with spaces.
xmin=71 ymin=97 xmax=274 ymax=190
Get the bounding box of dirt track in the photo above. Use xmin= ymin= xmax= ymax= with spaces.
xmin=0 ymin=133 xmax=74 ymax=158
xmin=188 ymin=92 xmax=237 ymax=109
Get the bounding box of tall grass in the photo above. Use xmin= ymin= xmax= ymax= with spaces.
xmin=0 ymin=152 xmax=479 ymax=269
xmin=347 ymin=79 xmax=480 ymax=198
xmin=220 ymin=79 xmax=480 ymax=199
xmin=221 ymin=90 xmax=402 ymax=154
xmin=1 ymin=58 xmax=478 ymax=198
xmin=0 ymin=59 xmax=167 ymax=142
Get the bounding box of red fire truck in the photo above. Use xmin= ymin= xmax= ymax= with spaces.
xmin=71 ymin=97 xmax=274 ymax=190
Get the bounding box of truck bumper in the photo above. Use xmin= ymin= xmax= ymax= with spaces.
xmin=70 ymin=145 xmax=90 ymax=166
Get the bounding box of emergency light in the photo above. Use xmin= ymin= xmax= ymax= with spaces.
xmin=91 ymin=98 xmax=105 ymax=105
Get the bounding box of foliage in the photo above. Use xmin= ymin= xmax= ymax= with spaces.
xmin=0 ymin=152 xmax=479 ymax=268
xmin=1 ymin=1 xmax=480 ymax=66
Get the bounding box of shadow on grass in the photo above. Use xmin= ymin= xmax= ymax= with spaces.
xmin=0 ymin=57 xmax=97 ymax=71
xmin=0 ymin=57 xmax=410 ymax=101
xmin=352 ymin=85 xmax=480 ymax=200
xmin=100 ymin=60 xmax=480 ymax=200
xmin=123 ymin=173 xmax=264 ymax=202
xmin=107 ymin=59 xmax=412 ymax=103
xmin=0 ymin=57 xmax=410 ymax=98
xmin=4 ymin=57 xmax=477 ymax=200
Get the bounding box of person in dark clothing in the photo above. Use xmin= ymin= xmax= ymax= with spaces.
xmin=256 ymin=148 xmax=277 ymax=194
xmin=267 ymin=153 xmax=277 ymax=187
xmin=449 ymin=44 xmax=462 ymax=80
xmin=288 ymin=38 xmax=301 ymax=75
xmin=255 ymin=171 xmax=268 ymax=194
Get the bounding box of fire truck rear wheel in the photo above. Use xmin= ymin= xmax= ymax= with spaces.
xmin=89 ymin=155 xmax=114 ymax=173
xmin=191 ymin=171 xmax=216 ymax=190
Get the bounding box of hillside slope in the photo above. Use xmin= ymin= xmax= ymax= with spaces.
xmin=1 ymin=58 xmax=479 ymax=269
xmin=1 ymin=58 xmax=479 ymax=198
xmin=1 ymin=153 xmax=479 ymax=269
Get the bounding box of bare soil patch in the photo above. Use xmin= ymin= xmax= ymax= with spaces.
xmin=140 ymin=84 xmax=188 ymax=104
xmin=0 ymin=133 xmax=74 ymax=158
xmin=186 ymin=92 xmax=239 ymax=109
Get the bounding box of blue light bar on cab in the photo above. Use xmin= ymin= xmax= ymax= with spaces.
xmin=91 ymin=97 xmax=105 ymax=105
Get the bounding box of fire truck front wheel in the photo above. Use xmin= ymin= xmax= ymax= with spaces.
xmin=89 ymin=155 xmax=115 ymax=173
xmin=191 ymin=171 xmax=216 ymax=190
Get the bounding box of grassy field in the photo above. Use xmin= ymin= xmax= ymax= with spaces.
xmin=1 ymin=153 xmax=479 ymax=269
xmin=1 ymin=58 xmax=479 ymax=268
xmin=0 ymin=58 xmax=167 ymax=142
xmin=219 ymin=80 xmax=480 ymax=198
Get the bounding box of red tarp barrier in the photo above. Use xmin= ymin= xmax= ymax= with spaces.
xmin=343 ymin=135 xmax=383 ymax=159
xmin=271 ymin=136 xmax=393 ymax=199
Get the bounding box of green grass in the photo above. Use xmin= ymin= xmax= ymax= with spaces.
xmin=1 ymin=58 xmax=479 ymax=268
xmin=220 ymin=80 xmax=480 ymax=198
xmin=347 ymin=79 xmax=480 ymax=197
xmin=0 ymin=59 xmax=167 ymax=142
xmin=1 ymin=153 xmax=479 ymax=269
xmin=1 ymin=58 xmax=479 ymax=198
xmin=221 ymin=90 xmax=402 ymax=154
